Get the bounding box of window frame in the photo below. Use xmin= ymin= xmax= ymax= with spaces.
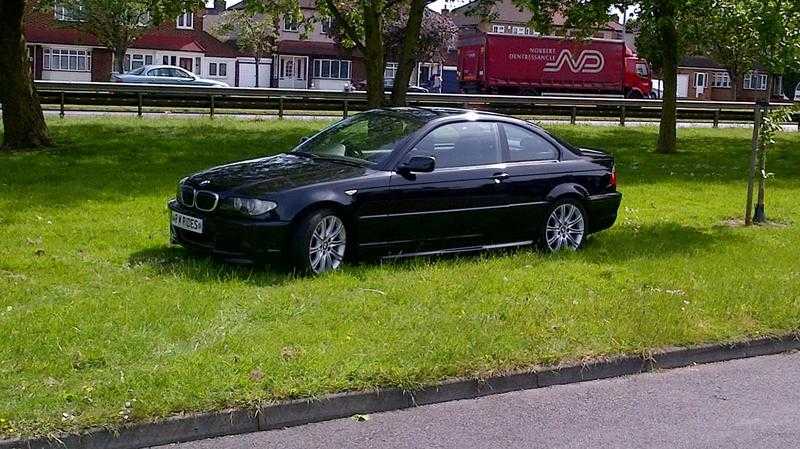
xmin=694 ymin=72 xmax=708 ymax=88
xmin=312 ymin=58 xmax=351 ymax=80
xmin=283 ymin=15 xmax=299 ymax=32
xmin=498 ymin=122 xmax=561 ymax=163
xmin=43 ymin=48 xmax=92 ymax=72
xmin=491 ymin=24 xmax=506 ymax=33
xmin=744 ymin=72 xmax=768 ymax=90
xmin=176 ymin=12 xmax=194 ymax=29
xmin=711 ymin=71 xmax=731 ymax=88
xmin=54 ymin=3 xmax=83 ymax=21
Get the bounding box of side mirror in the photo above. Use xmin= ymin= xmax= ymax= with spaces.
xmin=398 ymin=156 xmax=435 ymax=175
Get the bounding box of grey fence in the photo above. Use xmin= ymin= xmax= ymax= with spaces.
xmin=33 ymin=80 xmax=799 ymax=127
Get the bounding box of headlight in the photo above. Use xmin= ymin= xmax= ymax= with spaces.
xmin=222 ymin=197 xmax=278 ymax=216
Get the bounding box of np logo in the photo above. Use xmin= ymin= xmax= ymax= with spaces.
xmin=543 ymin=49 xmax=605 ymax=74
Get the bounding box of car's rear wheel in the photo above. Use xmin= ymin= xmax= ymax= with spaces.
xmin=540 ymin=200 xmax=587 ymax=252
xmin=291 ymin=209 xmax=348 ymax=274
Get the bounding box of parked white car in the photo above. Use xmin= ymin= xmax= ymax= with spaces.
xmin=113 ymin=65 xmax=229 ymax=87
xmin=794 ymin=82 xmax=800 ymax=102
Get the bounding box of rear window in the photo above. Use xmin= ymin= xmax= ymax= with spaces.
xmin=127 ymin=67 xmax=145 ymax=75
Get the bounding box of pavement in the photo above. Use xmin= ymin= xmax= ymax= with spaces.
xmin=153 ymin=351 xmax=800 ymax=449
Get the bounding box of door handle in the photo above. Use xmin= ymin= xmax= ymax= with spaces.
xmin=492 ymin=172 xmax=510 ymax=183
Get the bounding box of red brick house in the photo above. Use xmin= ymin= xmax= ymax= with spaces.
xmin=24 ymin=3 xmax=239 ymax=85
xmin=676 ymin=56 xmax=784 ymax=102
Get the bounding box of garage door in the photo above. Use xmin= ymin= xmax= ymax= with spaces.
xmin=238 ymin=61 xmax=271 ymax=88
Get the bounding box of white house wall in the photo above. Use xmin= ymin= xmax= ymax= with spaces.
xmin=203 ymin=57 xmax=237 ymax=86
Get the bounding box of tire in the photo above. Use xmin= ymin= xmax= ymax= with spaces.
xmin=539 ymin=200 xmax=588 ymax=252
xmin=290 ymin=209 xmax=348 ymax=275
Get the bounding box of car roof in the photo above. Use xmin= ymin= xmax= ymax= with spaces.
xmin=140 ymin=65 xmax=189 ymax=71
xmin=376 ymin=107 xmax=541 ymax=129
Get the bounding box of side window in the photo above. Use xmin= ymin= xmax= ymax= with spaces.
xmin=407 ymin=122 xmax=501 ymax=168
xmin=501 ymin=124 xmax=559 ymax=162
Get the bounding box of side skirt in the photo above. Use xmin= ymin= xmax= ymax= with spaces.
xmin=380 ymin=240 xmax=535 ymax=260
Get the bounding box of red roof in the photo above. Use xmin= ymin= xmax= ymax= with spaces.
xmin=130 ymin=34 xmax=205 ymax=53
xmin=278 ymin=40 xmax=361 ymax=58
xmin=24 ymin=11 xmax=101 ymax=46
xmin=125 ymin=31 xmax=238 ymax=58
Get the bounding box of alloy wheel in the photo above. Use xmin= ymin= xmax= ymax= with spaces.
xmin=545 ymin=203 xmax=585 ymax=251
xmin=309 ymin=215 xmax=347 ymax=273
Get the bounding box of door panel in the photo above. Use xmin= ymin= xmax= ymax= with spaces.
xmin=376 ymin=121 xmax=514 ymax=253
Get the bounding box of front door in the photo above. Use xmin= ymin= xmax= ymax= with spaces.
xmin=279 ymin=55 xmax=308 ymax=89
xmin=382 ymin=121 xmax=510 ymax=253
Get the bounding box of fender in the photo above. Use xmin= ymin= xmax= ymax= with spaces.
xmin=545 ymin=183 xmax=590 ymax=203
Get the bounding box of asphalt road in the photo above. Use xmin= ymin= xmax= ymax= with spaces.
xmin=154 ymin=352 xmax=800 ymax=449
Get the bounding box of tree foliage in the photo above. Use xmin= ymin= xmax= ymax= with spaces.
xmin=215 ymin=0 xmax=309 ymax=87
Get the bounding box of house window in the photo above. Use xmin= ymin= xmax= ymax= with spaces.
xmin=122 ymin=53 xmax=153 ymax=72
xmin=384 ymin=62 xmax=398 ymax=80
xmin=511 ymin=26 xmax=527 ymax=35
xmin=313 ymin=59 xmax=351 ymax=79
xmin=284 ymin=15 xmax=299 ymax=31
xmin=54 ymin=3 xmax=83 ymax=21
xmin=177 ymin=12 xmax=193 ymax=29
xmin=321 ymin=17 xmax=333 ymax=35
xmin=711 ymin=72 xmax=731 ymax=88
xmin=694 ymin=72 xmax=707 ymax=88
xmin=209 ymin=62 xmax=228 ymax=77
xmin=137 ymin=12 xmax=151 ymax=27
xmin=744 ymin=72 xmax=768 ymax=90
xmin=492 ymin=24 xmax=505 ymax=33
xmin=43 ymin=48 xmax=91 ymax=72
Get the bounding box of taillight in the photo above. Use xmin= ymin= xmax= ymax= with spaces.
xmin=611 ymin=167 xmax=618 ymax=188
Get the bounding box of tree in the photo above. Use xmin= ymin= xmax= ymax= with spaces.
xmin=515 ymin=0 xmax=710 ymax=154
xmin=318 ymin=0 xmax=391 ymax=107
xmin=214 ymin=1 xmax=308 ymax=88
xmin=736 ymin=0 xmax=800 ymax=224
xmin=0 ymin=0 xmax=52 ymax=150
xmin=700 ymin=1 xmax=758 ymax=101
xmin=386 ymin=4 xmax=457 ymax=105
xmin=41 ymin=0 xmax=204 ymax=75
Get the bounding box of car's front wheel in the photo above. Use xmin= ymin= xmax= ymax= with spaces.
xmin=540 ymin=200 xmax=587 ymax=252
xmin=291 ymin=209 xmax=348 ymax=274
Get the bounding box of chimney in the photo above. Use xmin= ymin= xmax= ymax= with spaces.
xmin=213 ymin=0 xmax=226 ymax=13
xmin=441 ymin=7 xmax=450 ymax=15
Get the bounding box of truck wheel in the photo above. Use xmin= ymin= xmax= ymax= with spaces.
xmin=626 ymin=90 xmax=643 ymax=99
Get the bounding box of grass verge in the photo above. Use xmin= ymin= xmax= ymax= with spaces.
xmin=1 ymin=117 xmax=799 ymax=438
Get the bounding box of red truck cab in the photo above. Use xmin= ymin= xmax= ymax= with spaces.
xmin=624 ymin=47 xmax=653 ymax=98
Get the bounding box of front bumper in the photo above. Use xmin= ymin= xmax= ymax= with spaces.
xmin=168 ymin=200 xmax=290 ymax=261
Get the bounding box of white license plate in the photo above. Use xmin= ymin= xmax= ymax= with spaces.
xmin=172 ymin=211 xmax=203 ymax=234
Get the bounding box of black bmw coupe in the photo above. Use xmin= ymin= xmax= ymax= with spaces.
xmin=169 ymin=108 xmax=621 ymax=274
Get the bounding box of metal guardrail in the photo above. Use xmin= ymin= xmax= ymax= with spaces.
xmin=33 ymin=80 xmax=799 ymax=127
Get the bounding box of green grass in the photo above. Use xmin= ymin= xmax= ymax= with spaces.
xmin=1 ymin=117 xmax=799 ymax=438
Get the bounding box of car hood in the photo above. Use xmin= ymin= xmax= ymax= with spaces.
xmin=186 ymin=153 xmax=370 ymax=196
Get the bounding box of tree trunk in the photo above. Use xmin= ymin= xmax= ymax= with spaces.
xmin=753 ymin=76 xmax=774 ymax=224
xmin=390 ymin=0 xmax=426 ymax=106
xmin=114 ymin=46 xmax=127 ymax=75
xmin=255 ymin=55 xmax=260 ymax=88
xmin=655 ymin=0 xmax=678 ymax=154
xmin=362 ymin=4 xmax=385 ymax=108
xmin=0 ymin=0 xmax=52 ymax=150
xmin=730 ymin=71 xmax=739 ymax=101
xmin=744 ymin=104 xmax=762 ymax=226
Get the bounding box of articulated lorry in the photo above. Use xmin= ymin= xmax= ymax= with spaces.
xmin=458 ymin=33 xmax=653 ymax=98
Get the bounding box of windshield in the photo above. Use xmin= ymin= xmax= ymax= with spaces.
xmin=294 ymin=112 xmax=424 ymax=165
